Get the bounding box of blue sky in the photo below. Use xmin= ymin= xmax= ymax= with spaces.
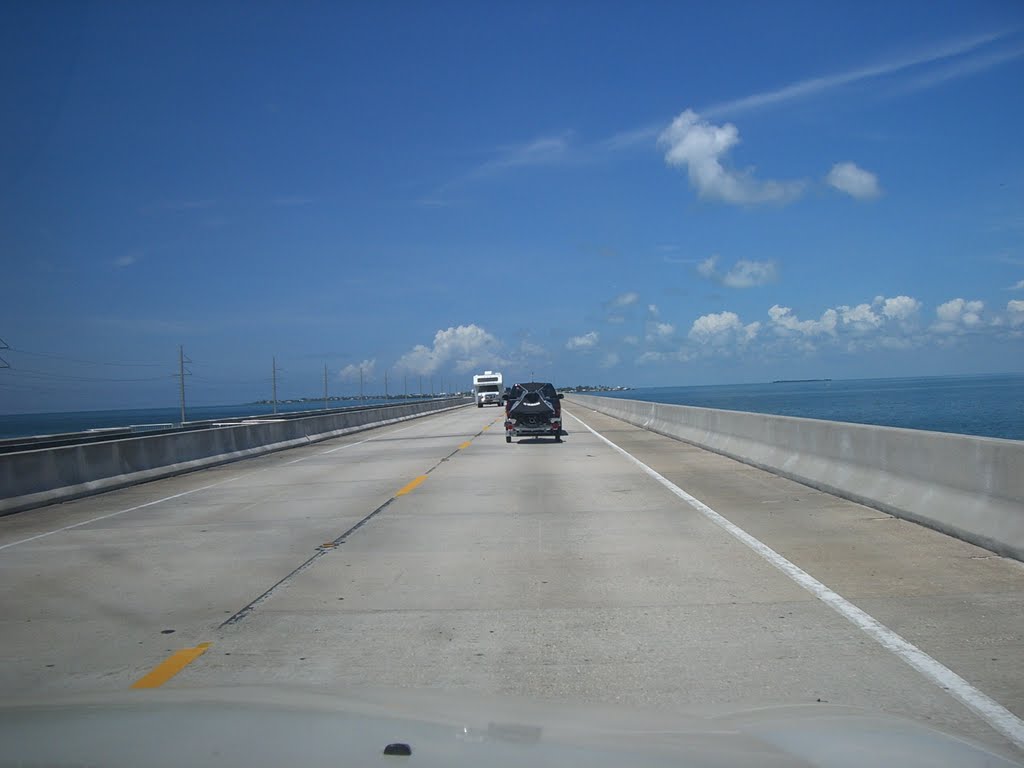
xmin=2 ymin=0 xmax=1023 ymax=412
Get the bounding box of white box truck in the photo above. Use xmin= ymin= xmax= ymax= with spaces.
xmin=472 ymin=371 xmax=503 ymax=407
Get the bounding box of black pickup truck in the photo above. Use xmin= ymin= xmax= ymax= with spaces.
xmin=504 ymin=382 xmax=564 ymax=443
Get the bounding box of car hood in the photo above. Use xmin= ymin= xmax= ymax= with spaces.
xmin=0 ymin=685 xmax=1019 ymax=768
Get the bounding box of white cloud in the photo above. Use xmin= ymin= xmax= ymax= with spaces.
xmin=697 ymin=255 xmax=718 ymax=279
xmin=600 ymin=352 xmax=620 ymax=369
xmin=623 ymin=335 xmax=640 ymax=346
xmin=689 ymin=311 xmax=761 ymax=346
xmin=611 ymin=291 xmax=640 ymax=307
xmin=519 ymin=340 xmax=546 ymax=356
xmin=768 ymin=305 xmax=838 ymax=336
xmin=933 ymin=298 xmax=985 ymax=333
xmin=880 ymin=295 xmax=921 ymax=320
xmin=646 ymin=322 xmax=676 ymax=342
xmin=566 ymin=331 xmax=600 ymax=351
xmin=114 ymin=254 xmax=138 ymax=268
xmin=900 ymin=45 xmax=1024 ymax=93
xmin=838 ymin=303 xmax=884 ymax=331
xmin=659 ymin=110 xmax=804 ymax=205
xmin=701 ymin=31 xmax=1010 ymax=117
xmin=1008 ymin=300 xmax=1024 ymax=327
xmin=339 ymin=358 xmax=376 ymax=382
xmin=724 ymin=260 xmax=777 ymax=288
xmin=697 ymin=254 xmax=777 ymax=287
xmin=647 ymin=304 xmax=660 ymax=317
xmin=394 ymin=324 xmax=501 ymax=375
xmin=827 ymin=162 xmax=882 ymax=200
xmin=1010 ymin=279 xmax=1024 ymax=291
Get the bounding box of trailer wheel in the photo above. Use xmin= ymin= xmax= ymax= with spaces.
xmin=505 ymin=435 xmax=512 ymax=443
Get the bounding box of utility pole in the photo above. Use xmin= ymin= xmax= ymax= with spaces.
xmin=175 ymin=345 xmax=192 ymax=425
xmin=384 ymin=370 xmax=388 ymax=398
xmin=323 ymin=364 xmax=328 ymax=410
xmin=272 ymin=356 xmax=279 ymax=414
xmin=430 ymin=376 xmax=434 ymax=396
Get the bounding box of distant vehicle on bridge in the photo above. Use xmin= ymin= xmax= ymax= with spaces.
xmin=472 ymin=371 xmax=503 ymax=408
xmin=505 ymin=381 xmax=564 ymax=443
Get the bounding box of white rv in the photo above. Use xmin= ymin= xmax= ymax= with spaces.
xmin=472 ymin=371 xmax=503 ymax=407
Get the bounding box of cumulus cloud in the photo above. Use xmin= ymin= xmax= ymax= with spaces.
xmin=826 ymin=162 xmax=882 ymax=199
xmin=697 ymin=254 xmax=777 ymax=287
xmin=339 ymin=358 xmax=376 ymax=382
xmin=768 ymin=305 xmax=838 ymax=336
xmin=688 ymin=311 xmax=761 ymax=346
xmin=394 ymin=324 xmax=501 ymax=375
xmin=838 ymin=303 xmax=884 ymax=331
xmin=566 ymin=331 xmax=600 ymax=351
xmin=645 ymin=322 xmax=676 ymax=344
xmin=933 ymin=298 xmax=985 ymax=333
xmin=636 ymin=293 xmax=1010 ymax=366
xmin=1008 ymin=299 xmax=1024 ymax=327
xmin=880 ymin=295 xmax=921 ymax=320
xmin=659 ymin=110 xmax=804 ymax=205
xmin=1010 ymin=279 xmax=1024 ymax=291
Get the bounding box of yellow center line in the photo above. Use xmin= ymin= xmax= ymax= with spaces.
xmin=459 ymin=441 xmax=471 ymax=450
xmin=131 ymin=642 xmax=211 ymax=689
xmin=395 ymin=475 xmax=428 ymax=496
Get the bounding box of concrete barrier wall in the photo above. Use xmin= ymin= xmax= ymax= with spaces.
xmin=567 ymin=394 xmax=1024 ymax=561
xmin=0 ymin=398 xmax=471 ymax=516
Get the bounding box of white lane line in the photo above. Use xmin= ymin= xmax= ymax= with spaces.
xmin=567 ymin=409 xmax=1024 ymax=751
xmin=0 ymin=419 xmax=432 ymax=553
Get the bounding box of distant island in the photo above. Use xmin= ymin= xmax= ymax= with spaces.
xmin=771 ymin=379 xmax=832 ymax=384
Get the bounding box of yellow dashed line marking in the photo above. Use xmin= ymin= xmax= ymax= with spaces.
xmin=395 ymin=475 xmax=428 ymax=496
xmin=459 ymin=441 xmax=471 ymax=450
xmin=131 ymin=643 xmax=211 ymax=689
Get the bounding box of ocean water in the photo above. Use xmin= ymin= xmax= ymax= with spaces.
xmin=0 ymin=398 xmax=433 ymax=440
xmin=589 ymin=374 xmax=1024 ymax=441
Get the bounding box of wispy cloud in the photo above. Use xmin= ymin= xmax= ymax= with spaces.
xmin=702 ymin=30 xmax=1014 ymax=117
xmin=421 ymin=132 xmax=576 ymax=205
xmin=898 ymin=44 xmax=1024 ymax=94
xmin=142 ymin=199 xmax=218 ymax=213
xmin=113 ymin=253 xmax=139 ymax=268
xmin=596 ymin=30 xmax=1019 ymax=154
xmin=271 ymin=196 xmax=316 ymax=207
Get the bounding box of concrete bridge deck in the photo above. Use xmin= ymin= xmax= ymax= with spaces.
xmin=1 ymin=403 xmax=1021 ymax=758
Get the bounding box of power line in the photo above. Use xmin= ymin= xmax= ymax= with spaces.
xmin=6 ymin=346 xmax=164 ymax=367
xmin=2 ymin=367 xmax=168 ymax=383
